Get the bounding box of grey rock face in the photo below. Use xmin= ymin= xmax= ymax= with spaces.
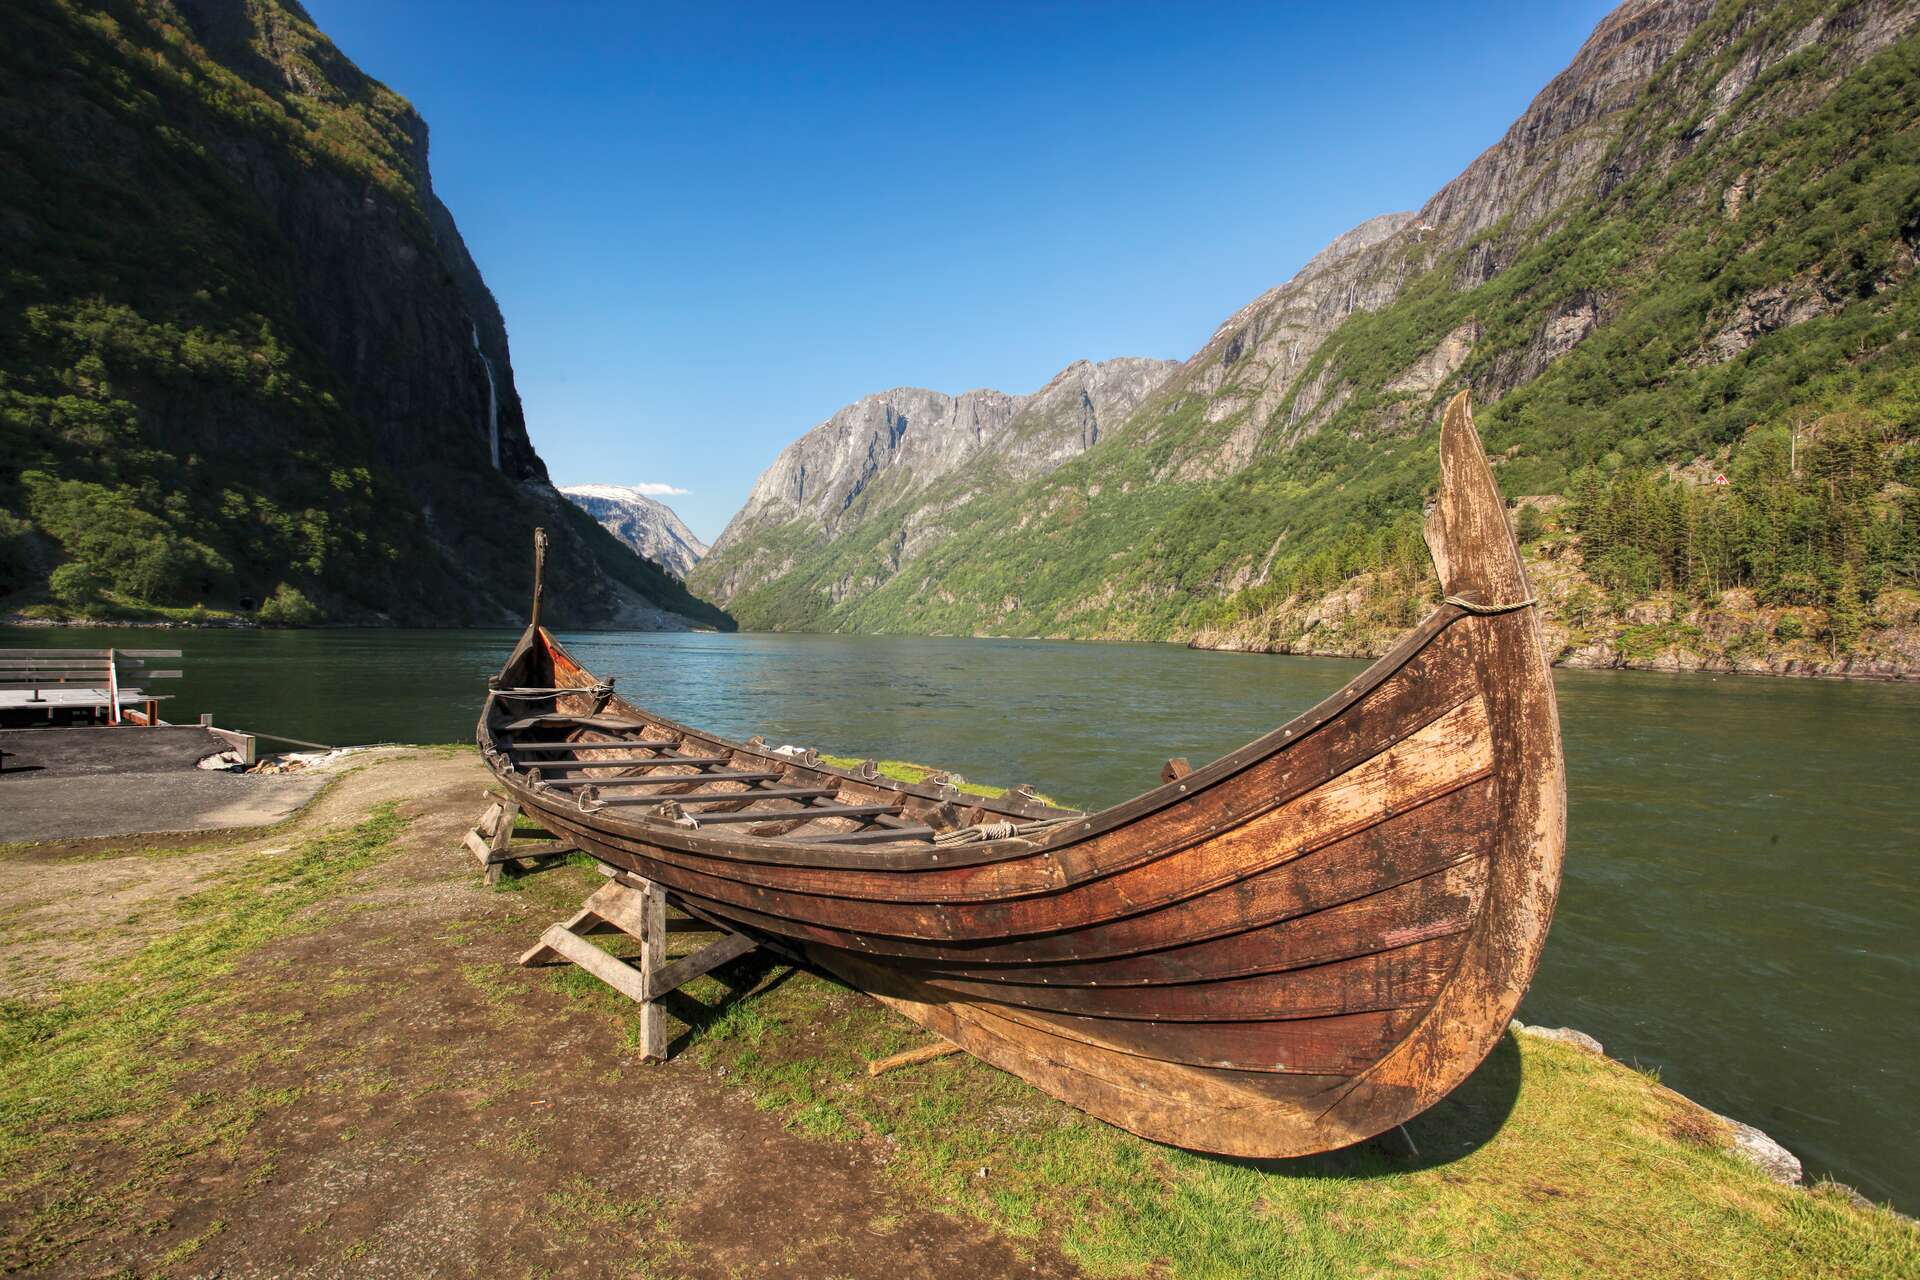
xmin=704 ymin=357 xmax=1178 ymax=593
xmin=560 ymin=487 xmax=710 ymax=580
xmin=1710 ymin=1112 xmax=1805 ymax=1186
xmin=1516 ymin=1024 xmax=1607 ymax=1055
xmin=1696 ymin=281 xmax=1837 ymax=364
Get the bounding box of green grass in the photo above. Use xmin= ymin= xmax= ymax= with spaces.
xmin=0 ymin=805 xmax=412 ymax=1265
xmin=687 ymin=965 xmax=1920 ymax=1279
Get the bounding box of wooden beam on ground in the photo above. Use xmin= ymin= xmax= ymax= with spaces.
xmin=866 ymin=1041 xmax=963 ymax=1077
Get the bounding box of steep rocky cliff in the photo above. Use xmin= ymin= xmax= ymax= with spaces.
xmin=0 ymin=0 xmax=730 ymax=629
xmin=693 ymin=357 xmax=1177 ymax=627
xmin=560 ymin=485 xmax=708 ymax=580
xmin=695 ymin=0 xmax=1920 ymax=666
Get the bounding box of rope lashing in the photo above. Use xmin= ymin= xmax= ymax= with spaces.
xmin=1443 ymin=594 xmax=1536 ymax=615
xmin=934 ymin=816 xmax=1077 ymax=847
xmin=486 ymin=682 xmax=617 ymax=701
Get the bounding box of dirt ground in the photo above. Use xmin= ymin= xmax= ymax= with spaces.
xmin=0 ymin=750 xmax=1085 ymax=1279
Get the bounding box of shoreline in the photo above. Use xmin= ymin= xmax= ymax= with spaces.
xmin=1191 ymin=634 xmax=1919 ymax=682
xmin=8 ymin=612 xmax=1917 ymax=681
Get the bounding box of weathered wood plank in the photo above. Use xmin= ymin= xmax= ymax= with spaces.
xmin=644 ymin=931 xmax=758 ymax=999
xmin=532 ymin=926 xmax=648 ymax=1003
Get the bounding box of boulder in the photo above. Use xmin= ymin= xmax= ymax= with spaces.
xmin=1710 ymin=1112 xmax=1803 ymax=1186
xmin=1516 ymin=1023 xmax=1606 ymax=1055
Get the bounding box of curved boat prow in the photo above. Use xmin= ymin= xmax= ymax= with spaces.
xmin=1426 ymin=390 xmax=1533 ymax=610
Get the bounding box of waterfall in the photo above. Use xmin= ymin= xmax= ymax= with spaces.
xmin=471 ymin=321 xmax=500 ymax=471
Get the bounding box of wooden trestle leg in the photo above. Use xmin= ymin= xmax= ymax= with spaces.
xmin=464 ymin=791 xmax=574 ymax=885
xmin=518 ymin=867 xmax=761 ymax=1060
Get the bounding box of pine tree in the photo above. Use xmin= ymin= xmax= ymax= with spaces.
xmin=1826 ymin=560 xmax=1866 ymax=655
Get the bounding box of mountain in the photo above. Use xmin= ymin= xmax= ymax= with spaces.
xmin=694 ymin=357 xmax=1179 ymax=627
xmin=0 ymin=0 xmax=731 ymax=630
xmin=560 ymin=485 xmax=708 ymax=580
xmin=690 ymin=0 xmax=1920 ymax=675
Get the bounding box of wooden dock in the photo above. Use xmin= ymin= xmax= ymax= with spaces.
xmin=0 ymin=648 xmax=181 ymax=728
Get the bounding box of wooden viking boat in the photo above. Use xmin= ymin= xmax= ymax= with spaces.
xmin=479 ymin=392 xmax=1563 ymax=1157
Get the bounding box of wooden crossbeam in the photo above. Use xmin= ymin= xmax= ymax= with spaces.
xmin=537 ymin=767 xmax=738 ymax=788
xmin=645 ymin=931 xmax=759 ymax=998
xmin=508 ymin=739 xmax=681 ymax=752
xmin=676 ymin=786 xmax=839 ymax=805
xmin=586 ymin=777 xmax=805 ymax=805
xmin=704 ymin=803 xmax=902 ymax=826
xmin=785 ymin=825 xmax=937 ymax=845
xmin=499 ymin=714 xmax=653 ymax=732
xmin=561 ymin=755 xmax=731 ymax=770
xmin=513 ymin=755 xmax=712 ymax=770
xmin=572 ymin=769 xmax=782 ymax=787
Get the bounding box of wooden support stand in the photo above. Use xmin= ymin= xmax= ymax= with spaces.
xmin=465 ymin=791 xmax=574 ymax=885
xmin=519 ymin=868 xmax=761 ymax=1060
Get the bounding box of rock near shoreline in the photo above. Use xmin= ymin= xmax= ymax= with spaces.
xmin=1509 ymin=1020 xmax=1805 ymax=1189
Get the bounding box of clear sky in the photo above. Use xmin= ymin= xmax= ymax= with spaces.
xmin=304 ymin=0 xmax=1616 ymax=542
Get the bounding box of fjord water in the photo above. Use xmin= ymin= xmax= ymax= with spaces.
xmin=6 ymin=626 xmax=1915 ymax=1209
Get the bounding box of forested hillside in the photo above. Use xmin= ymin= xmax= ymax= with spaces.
xmin=694 ymin=0 xmax=1919 ymax=675
xmin=0 ymin=0 xmax=730 ymax=629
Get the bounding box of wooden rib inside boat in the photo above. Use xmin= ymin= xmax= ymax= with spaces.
xmin=479 ymin=391 xmax=1564 ymax=1157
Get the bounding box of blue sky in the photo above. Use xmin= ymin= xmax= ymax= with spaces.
xmin=305 ymin=1 xmax=1615 ymax=542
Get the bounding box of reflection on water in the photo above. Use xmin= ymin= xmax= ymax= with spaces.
xmin=5 ymin=625 xmax=1915 ymax=1209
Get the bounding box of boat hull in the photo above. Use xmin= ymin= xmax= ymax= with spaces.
xmin=481 ymin=392 xmax=1564 ymax=1157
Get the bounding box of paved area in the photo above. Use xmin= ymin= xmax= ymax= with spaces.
xmin=0 ymin=725 xmax=227 ymax=776
xmin=0 ymin=726 xmax=332 ymax=843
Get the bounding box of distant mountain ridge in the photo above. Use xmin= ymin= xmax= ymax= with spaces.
xmin=560 ymin=485 xmax=708 ymax=580
xmin=0 ymin=0 xmax=731 ymax=630
xmin=695 ymin=357 xmax=1179 ymax=622
xmin=690 ymin=0 xmax=1920 ymax=676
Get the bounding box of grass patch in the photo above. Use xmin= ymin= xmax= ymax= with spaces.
xmin=816 ymin=753 xmax=1067 ymax=807
xmin=543 ymin=1174 xmax=686 ymax=1274
xmin=0 ymin=804 xmax=412 ymax=1270
xmin=687 ymin=965 xmax=1919 ymax=1279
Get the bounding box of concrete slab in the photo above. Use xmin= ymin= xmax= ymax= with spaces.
xmin=1 ymin=770 xmax=328 ymax=843
xmin=0 ymin=726 xmax=333 ymax=843
xmin=0 ymin=725 xmax=227 ymax=777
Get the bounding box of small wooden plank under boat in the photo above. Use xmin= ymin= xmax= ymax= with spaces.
xmin=479 ymin=392 xmax=1564 ymax=1157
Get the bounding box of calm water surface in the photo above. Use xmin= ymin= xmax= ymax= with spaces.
xmin=6 ymin=625 xmax=1916 ymax=1209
